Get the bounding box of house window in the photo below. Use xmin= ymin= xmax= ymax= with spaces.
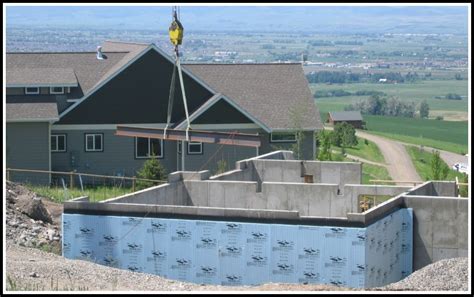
xmin=50 ymin=86 xmax=65 ymax=94
xmin=25 ymin=87 xmax=40 ymax=95
xmin=188 ymin=142 xmax=203 ymax=155
xmin=270 ymin=132 xmax=297 ymax=143
xmin=85 ymin=133 xmax=103 ymax=152
xmin=136 ymin=137 xmax=163 ymax=158
xmin=51 ymin=134 xmax=67 ymax=152
xmin=177 ymin=140 xmax=182 ymax=154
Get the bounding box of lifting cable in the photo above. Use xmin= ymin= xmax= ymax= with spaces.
xmin=163 ymin=6 xmax=191 ymax=141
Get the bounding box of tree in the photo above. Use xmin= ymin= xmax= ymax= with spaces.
xmin=136 ymin=154 xmax=167 ymax=189
xmin=288 ymin=104 xmax=307 ymax=160
xmin=418 ymin=100 xmax=430 ymax=118
xmin=430 ymin=150 xmax=449 ymax=180
xmin=316 ymin=130 xmax=332 ymax=161
xmin=332 ymin=122 xmax=358 ymax=147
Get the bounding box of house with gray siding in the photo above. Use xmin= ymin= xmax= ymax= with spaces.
xmin=6 ymin=40 xmax=322 ymax=184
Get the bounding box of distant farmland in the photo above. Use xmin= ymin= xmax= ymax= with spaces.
xmin=363 ymin=115 xmax=468 ymax=154
xmin=312 ymin=80 xmax=468 ymax=114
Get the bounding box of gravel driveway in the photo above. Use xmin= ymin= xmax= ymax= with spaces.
xmin=354 ymin=130 xmax=423 ymax=185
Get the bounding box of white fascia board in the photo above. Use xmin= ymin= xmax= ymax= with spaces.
xmin=7 ymin=118 xmax=59 ymax=123
xmin=271 ymin=127 xmax=320 ymax=132
xmin=7 ymin=83 xmax=78 ymax=88
xmin=58 ymin=45 xmax=153 ymax=119
xmin=175 ymin=95 xmax=271 ymax=133
xmin=190 ymin=123 xmax=260 ymax=130
xmin=51 ymin=123 xmax=170 ymax=131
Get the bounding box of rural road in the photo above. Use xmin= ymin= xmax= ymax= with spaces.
xmin=354 ymin=130 xmax=423 ymax=185
xmin=324 ymin=126 xmax=422 ymax=185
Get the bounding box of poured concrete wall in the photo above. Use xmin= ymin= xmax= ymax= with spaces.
xmin=406 ymin=181 xmax=458 ymax=197
xmin=402 ymin=195 xmax=468 ymax=271
xmin=213 ymin=157 xmax=362 ymax=193
xmin=103 ymin=179 xmax=409 ymax=219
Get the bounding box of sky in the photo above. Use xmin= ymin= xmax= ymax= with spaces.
xmin=5 ymin=5 xmax=469 ymax=34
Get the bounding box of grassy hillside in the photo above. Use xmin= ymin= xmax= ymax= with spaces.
xmin=406 ymin=146 xmax=466 ymax=182
xmin=364 ymin=115 xmax=468 ymax=154
xmin=332 ymin=137 xmax=385 ymax=164
xmin=362 ymin=163 xmax=392 ymax=185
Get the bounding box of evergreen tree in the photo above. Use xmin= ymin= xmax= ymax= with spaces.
xmin=136 ymin=154 xmax=167 ymax=189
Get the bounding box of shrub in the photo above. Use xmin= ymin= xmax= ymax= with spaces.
xmin=136 ymin=154 xmax=167 ymax=189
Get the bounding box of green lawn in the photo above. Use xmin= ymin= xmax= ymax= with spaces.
xmin=406 ymin=146 xmax=466 ymax=182
xmin=24 ymin=184 xmax=138 ymax=203
xmin=361 ymin=163 xmax=392 ymax=185
xmin=332 ymin=137 xmax=385 ymax=164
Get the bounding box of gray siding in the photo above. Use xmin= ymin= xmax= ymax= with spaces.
xmin=50 ymin=128 xmax=316 ymax=180
xmin=6 ymin=122 xmax=50 ymax=184
xmin=51 ymin=129 xmax=178 ymax=181
xmin=260 ymin=131 xmax=315 ymax=160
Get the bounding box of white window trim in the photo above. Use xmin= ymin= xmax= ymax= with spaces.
xmin=270 ymin=132 xmax=297 ymax=143
xmin=50 ymin=86 xmax=65 ymax=94
xmin=25 ymin=87 xmax=40 ymax=95
xmin=135 ymin=137 xmax=163 ymax=159
xmin=85 ymin=133 xmax=103 ymax=152
xmin=187 ymin=142 xmax=203 ymax=155
xmin=51 ymin=134 xmax=67 ymax=152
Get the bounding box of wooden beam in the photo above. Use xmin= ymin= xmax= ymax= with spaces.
xmin=115 ymin=125 xmax=261 ymax=147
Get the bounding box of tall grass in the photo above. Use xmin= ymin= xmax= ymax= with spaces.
xmin=23 ymin=184 xmax=135 ymax=203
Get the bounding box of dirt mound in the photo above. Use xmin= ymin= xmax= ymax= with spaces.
xmin=6 ymin=181 xmax=62 ymax=253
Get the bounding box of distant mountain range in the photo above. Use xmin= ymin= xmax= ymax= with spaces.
xmin=5 ymin=5 xmax=469 ymax=34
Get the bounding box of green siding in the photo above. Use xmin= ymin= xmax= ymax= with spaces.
xmin=6 ymin=122 xmax=50 ymax=184
xmin=58 ymin=49 xmax=213 ymax=124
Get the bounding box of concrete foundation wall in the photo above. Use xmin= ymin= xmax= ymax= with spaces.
xmin=401 ymin=195 xmax=468 ymax=271
xmin=212 ymin=152 xmax=362 ymax=191
xmin=405 ymin=181 xmax=458 ymax=197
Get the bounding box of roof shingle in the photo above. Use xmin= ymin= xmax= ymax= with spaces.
xmin=184 ymin=63 xmax=322 ymax=130
xmin=6 ymin=68 xmax=78 ymax=87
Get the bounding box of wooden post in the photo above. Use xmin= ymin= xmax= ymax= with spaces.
xmin=132 ymin=176 xmax=136 ymax=192
xmin=70 ymin=171 xmax=74 ymax=189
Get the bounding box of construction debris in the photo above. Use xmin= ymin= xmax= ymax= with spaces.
xmin=6 ymin=181 xmax=62 ymax=252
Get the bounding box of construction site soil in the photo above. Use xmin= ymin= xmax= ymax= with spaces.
xmin=4 ymin=181 xmax=469 ymax=292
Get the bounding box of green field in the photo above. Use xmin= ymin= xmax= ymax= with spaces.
xmin=312 ymin=80 xmax=468 ymax=113
xmin=363 ymin=115 xmax=468 ymax=154
xmin=406 ymin=146 xmax=466 ymax=183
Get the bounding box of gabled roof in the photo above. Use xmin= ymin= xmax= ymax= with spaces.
xmin=6 ymin=41 xmax=149 ymax=96
xmin=328 ymin=111 xmax=363 ymax=121
xmin=6 ymin=68 xmax=78 ymax=87
xmin=6 ymin=96 xmax=58 ymax=122
xmin=184 ymin=63 xmax=322 ymax=131
xmin=6 ymin=41 xmax=323 ymax=131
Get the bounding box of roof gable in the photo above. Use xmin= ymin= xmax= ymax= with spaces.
xmin=184 ymin=63 xmax=323 ymax=131
xmin=329 ymin=111 xmax=363 ymax=121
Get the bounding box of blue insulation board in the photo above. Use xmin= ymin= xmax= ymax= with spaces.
xmin=62 ymin=208 xmax=413 ymax=288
